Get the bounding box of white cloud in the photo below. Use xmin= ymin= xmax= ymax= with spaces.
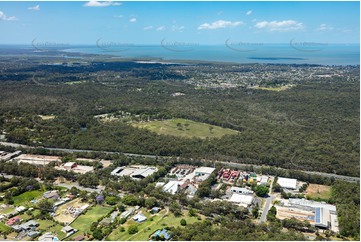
xmin=143 ymin=25 xmax=153 ymax=30
xmin=171 ymin=25 xmax=185 ymax=32
xmin=129 ymin=17 xmax=136 ymax=22
xmin=317 ymin=24 xmax=334 ymax=31
xmin=255 ymin=20 xmax=304 ymax=31
xmin=156 ymin=26 xmax=165 ymax=31
xmin=84 ymin=1 xmax=121 ymax=7
xmin=198 ymin=20 xmax=243 ymax=30
xmin=28 ymin=5 xmax=40 ymax=11
xmin=0 ymin=11 xmax=17 ymax=21
xmin=246 ymin=10 xmax=252 ymax=16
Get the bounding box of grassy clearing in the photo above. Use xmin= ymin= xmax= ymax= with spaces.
xmin=38 ymin=115 xmax=56 ymax=120
xmin=71 ymin=205 xmax=113 ymax=232
xmin=132 ymin=118 xmax=238 ymax=139
xmin=12 ymin=190 xmax=43 ymax=206
xmin=256 ymin=85 xmax=293 ymax=92
xmin=305 ymin=184 xmax=332 ymax=200
xmin=107 ymin=208 xmax=202 ymax=241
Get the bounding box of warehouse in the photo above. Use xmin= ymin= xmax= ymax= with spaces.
xmin=110 ymin=165 xmax=158 ymax=179
xmin=163 ymin=181 xmax=181 ymax=195
xmin=228 ymin=193 xmax=254 ymax=207
xmin=230 ymin=186 xmax=254 ymax=195
xmin=277 ymin=177 xmax=298 ymax=190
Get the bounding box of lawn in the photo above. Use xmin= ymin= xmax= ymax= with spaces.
xmin=0 ymin=205 xmax=15 ymax=214
xmin=305 ymin=184 xmax=332 ymax=200
xmin=0 ymin=222 xmax=12 ymax=233
xmin=12 ymin=190 xmax=43 ymax=206
xmin=132 ymin=118 xmax=238 ymax=139
xmin=48 ymin=224 xmax=67 ymax=240
xmin=71 ymin=205 xmax=113 ymax=233
xmin=37 ymin=219 xmax=56 ymax=231
xmin=107 ymin=208 xmax=203 ymax=241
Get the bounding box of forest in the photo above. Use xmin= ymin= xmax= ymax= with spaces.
xmin=0 ymin=51 xmax=359 ymax=177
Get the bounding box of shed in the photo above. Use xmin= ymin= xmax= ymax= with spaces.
xmin=132 ymin=213 xmax=147 ymax=222
xmin=151 ymin=207 xmax=161 ymax=213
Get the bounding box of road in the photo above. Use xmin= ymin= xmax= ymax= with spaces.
xmin=259 ymin=176 xmax=275 ymax=223
xmin=1 ymin=141 xmax=359 ymax=183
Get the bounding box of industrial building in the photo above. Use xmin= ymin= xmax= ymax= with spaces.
xmin=228 ymin=193 xmax=254 ymax=207
xmin=277 ymin=198 xmax=339 ymax=233
xmin=194 ymin=167 xmax=216 ymax=181
xmin=277 ymin=177 xmax=298 ymax=190
xmin=162 ymin=181 xmax=181 ymax=195
xmin=12 ymin=154 xmax=61 ymax=166
xmin=111 ymin=165 xmax=158 ymax=179
xmin=230 ymin=186 xmax=254 ymax=195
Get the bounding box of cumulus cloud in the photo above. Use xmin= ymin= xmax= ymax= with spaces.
xmin=143 ymin=25 xmax=153 ymax=30
xmin=246 ymin=10 xmax=252 ymax=16
xmin=28 ymin=5 xmax=40 ymax=11
xmin=156 ymin=26 xmax=165 ymax=31
xmin=84 ymin=1 xmax=121 ymax=7
xmin=171 ymin=25 xmax=185 ymax=32
xmin=198 ymin=20 xmax=243 ymax=30
xmin=255 ymin=20 xmax=304 ymax=31
xmin=129 ymin=17 xmax=137 ymax=22
xmin=0 ymin=11 xmax=17 ymax=21
xmin=317 ymin=24 xmax=334 ymax=31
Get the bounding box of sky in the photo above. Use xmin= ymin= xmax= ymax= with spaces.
xmin=0 ymin=1 xmax=359 ymax=45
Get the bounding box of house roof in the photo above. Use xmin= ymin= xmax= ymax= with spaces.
xmin=62 ymin=225 xmax=74 ymax=232
xmin=132 ymin=213 xmax=147 ymax=222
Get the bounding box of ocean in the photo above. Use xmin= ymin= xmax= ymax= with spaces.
xmin=62 ymin=43 xmax=360 ymax=66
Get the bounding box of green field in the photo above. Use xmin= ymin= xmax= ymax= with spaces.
xmin=107 ymin=208 xmax=202 ymax=241
xmin=132 ymin=118 xmax=238 ymax=139
xmin=13 ymin=190 xmax=43 ymax=206
xmin=0 ymin=222 xmax=12 ymax=233
xmin=71 ymin=205 xmax=113 ymax=232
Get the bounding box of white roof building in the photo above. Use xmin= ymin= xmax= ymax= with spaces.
xmin=194 ymin=167 xmax=215 ymax=176
xmin=277 ymin=177 xmax=297 ymax=190
xmin=228 ymin=193 xmax=254 ymax=207
xmin=289 ymin=198 xmax=336 ymax=212
xmin=260 ymin=176 xmax=268 ymax=185
xmin=163 ymin=181 xmax=181 ymax=195
xmin=230 ymin=186 xmax=254 ymax=195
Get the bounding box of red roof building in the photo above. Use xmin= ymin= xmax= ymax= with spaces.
xmin=6 ymin=216 xmax=22 ymax=226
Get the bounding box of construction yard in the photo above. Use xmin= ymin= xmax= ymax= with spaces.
xmin=54 ymin=198 xmax=90 ymax=225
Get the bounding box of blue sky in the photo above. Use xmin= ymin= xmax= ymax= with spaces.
xmin=0 ymin=1 xmax=359 ymax=45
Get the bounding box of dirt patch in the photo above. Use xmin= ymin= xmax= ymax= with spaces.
xmin=305 ymin=184 xmax=331 ymax=200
